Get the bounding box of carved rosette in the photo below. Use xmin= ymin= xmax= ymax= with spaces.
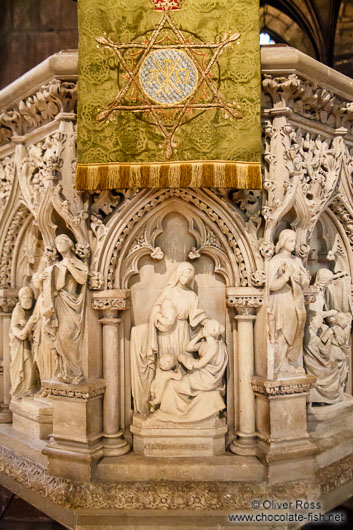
xmin=226 ymin=287 xmax=263 ymax=316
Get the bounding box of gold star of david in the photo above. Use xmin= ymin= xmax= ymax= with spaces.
xmin=96 ymin=9 xmax=242 ymax=158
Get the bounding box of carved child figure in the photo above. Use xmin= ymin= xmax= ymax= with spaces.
xmin=155 ymin=299 xmax=177 ymax=332
xmin=149 ymin=354 xmax=182 ymax=412
xmin=9 ymin=287 xmax=39 ymax=400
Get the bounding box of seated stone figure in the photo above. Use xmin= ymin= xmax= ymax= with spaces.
xmin=149 ymin=354 xmax=182 ymax=412
xmin=304 ymin=311 xmax=349 ymax=404
xmin=155 ymin=319 xmax=228 ymax=423
xmin=9 ymin=287 xmax=39 ymax=400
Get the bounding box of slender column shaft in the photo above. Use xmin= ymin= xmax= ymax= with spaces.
xmin=100 ymin=315 xmax=121 ymax=435
xmin=236 ymin=315 xmax=256 ymax=438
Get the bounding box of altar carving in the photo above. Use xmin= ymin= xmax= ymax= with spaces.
xmin=268 ymin=229 xmax=310 ymax=376
xmin=9 ymin=287 xmax=39 ymax=400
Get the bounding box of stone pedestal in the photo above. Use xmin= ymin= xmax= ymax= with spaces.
xmin=10 ymin=397 xmax=53 ymax=440
xmin=252 ymin=375 xmax=317 ymax=482
xmin=42 ymin=379 xmax=105 ymax=481
xmin=131 ymin=414 xmax=227 ymax=457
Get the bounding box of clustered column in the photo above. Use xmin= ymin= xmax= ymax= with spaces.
xmin=226 ymin=287 xmax=263 ymax=456
xmin=93 ymin=289 xmax=131 ymax=456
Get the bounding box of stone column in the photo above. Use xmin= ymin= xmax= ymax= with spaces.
xmin=0 ymin=289 xmax=18 ymax=423
xmin=226 ymin=287 xmax=263 ymax=456
xmin=92 ymin=289 xmax=131 ymax=457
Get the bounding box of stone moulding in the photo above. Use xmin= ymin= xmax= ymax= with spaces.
xmin=1 ymin=444 xmax=353 ymax=511
xmin=251 ymin=376 xmax=316 ymax=396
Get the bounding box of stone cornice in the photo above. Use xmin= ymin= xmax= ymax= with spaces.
xmin=261 ymin=47 xmax=353 ymax=102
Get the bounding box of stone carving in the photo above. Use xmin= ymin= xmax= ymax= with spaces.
xmin=262 ymin=74 xmax=353 ymax=134
xmin=0 ymin=204 xmax=30 ymax=288
xmin=304 ymin=267 xmax=352 ymax=404
xmin=268 ymin=230 xmax=310 ymax=376
xmin=251 ymin=376 xmax=315 ymax=396
xmin=0 ymin=80 xmax=77 ymax=146
xmin=154 ymin=319 xmax=228 ymax=423
xmin=0 ymin=155 xmax=15 ymax=217
xmin=38 ymin=234 xmax=88 ymax=384
xmin=9 ymin=287 xmax=39 ymax=400
xmin=100 ymin=188 xmax=252 ymax=289
xmin=304 ymin=311 xmax=349 ymax=404
xmin=131 ymin=262 xmax=209 ymax=416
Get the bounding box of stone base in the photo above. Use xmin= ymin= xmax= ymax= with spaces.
xmin=10 ymin=397 xmax=53 ymax=440
xmin=308 ymin=394 xmax=353 ymax=469
xmin=131 ymin=414 xmax=227 ymax=457
xmin=42 ymin=379 xmax=106 ymax=481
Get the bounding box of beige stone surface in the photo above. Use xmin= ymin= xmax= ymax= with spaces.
xmin=10 ymin=396 xmax=53 ymax=440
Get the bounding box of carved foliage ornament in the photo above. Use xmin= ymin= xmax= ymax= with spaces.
xmin=0 ymin=80 xmax=77 ymax=146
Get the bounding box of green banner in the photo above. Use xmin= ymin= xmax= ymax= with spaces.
xmin=77 ymin=0 xmax=262 ymax=189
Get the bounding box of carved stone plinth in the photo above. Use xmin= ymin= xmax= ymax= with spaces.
xmin=252 ymin=375 xmax=317 ymax=482
xmin=42 ymin=379 xmax=105 ymax=481
xmin=10 ymin=397 xmax=53 ymax=440
xmin=131 ymin=415 xmax=227 ymax=457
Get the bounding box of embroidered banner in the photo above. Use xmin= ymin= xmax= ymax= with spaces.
xmin=76 ymin=0 xmax=262 ymax=189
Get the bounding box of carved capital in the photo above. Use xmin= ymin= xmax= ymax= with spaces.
xmin=226 ymin=287 xmax=263 ymax=315
xmin=92 ymin=289 xmax=130 ymax=312
xmin=0 ymin=289 xmax=18 ymax=313
xmin=304 ymin=286 xmax=318 ymax=305
xmin=251 ymin=375 xmax=316 ymax=396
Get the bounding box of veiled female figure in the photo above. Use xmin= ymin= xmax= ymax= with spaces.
xmin=268 ymin=230 xmax=310 ymax=375
xmin=42 ymin=235 xmax=88 ymax=384
xmin=131 ymin=262 xmax=208 ymax=415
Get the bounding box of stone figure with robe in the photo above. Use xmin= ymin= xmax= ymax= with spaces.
xmin=9 ymin=287 xmax=39 ymax=399
xmin=39 ymin=234 xmax=88 ymax=384
xmin=131 ymin=262 xmax=228 ymax=420
xmin=268 ymin=229 xmax=310 ymax=375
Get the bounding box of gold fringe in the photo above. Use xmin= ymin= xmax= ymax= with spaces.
xmin=75 ymin=161 xmax=262 ymax=190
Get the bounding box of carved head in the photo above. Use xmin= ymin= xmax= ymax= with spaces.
xmin=203 ymin=319 xmax=225 ymax=339
xmin=314 ymin=268 xmax=333 ymax=288
xmin=55 ymin=234 xmax=74 ymax=256
xmin=168 ymin=262 xmax=195 ymax=287
xmin=332 ymin=312 xmax=349 ymax=329
xmin=275 ymin=229 xmax=297 ymax=254
xmin=19 ymin=286 xmax=34 ymax=310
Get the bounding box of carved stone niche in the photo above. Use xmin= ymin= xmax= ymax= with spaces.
xmin=111 ymin=200 xmax=242 ymax=456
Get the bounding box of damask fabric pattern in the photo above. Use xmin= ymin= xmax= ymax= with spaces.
xmin=76 ymin=0 xmax=262 ymax=189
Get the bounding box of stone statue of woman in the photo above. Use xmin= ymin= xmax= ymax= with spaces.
xmin=268 ymin=229 xmax=310 ymax=376
xmin=131 ymin=262 xmax=208 ymax=415
xmin=41 ymin=234 xmax=88 ymax=384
